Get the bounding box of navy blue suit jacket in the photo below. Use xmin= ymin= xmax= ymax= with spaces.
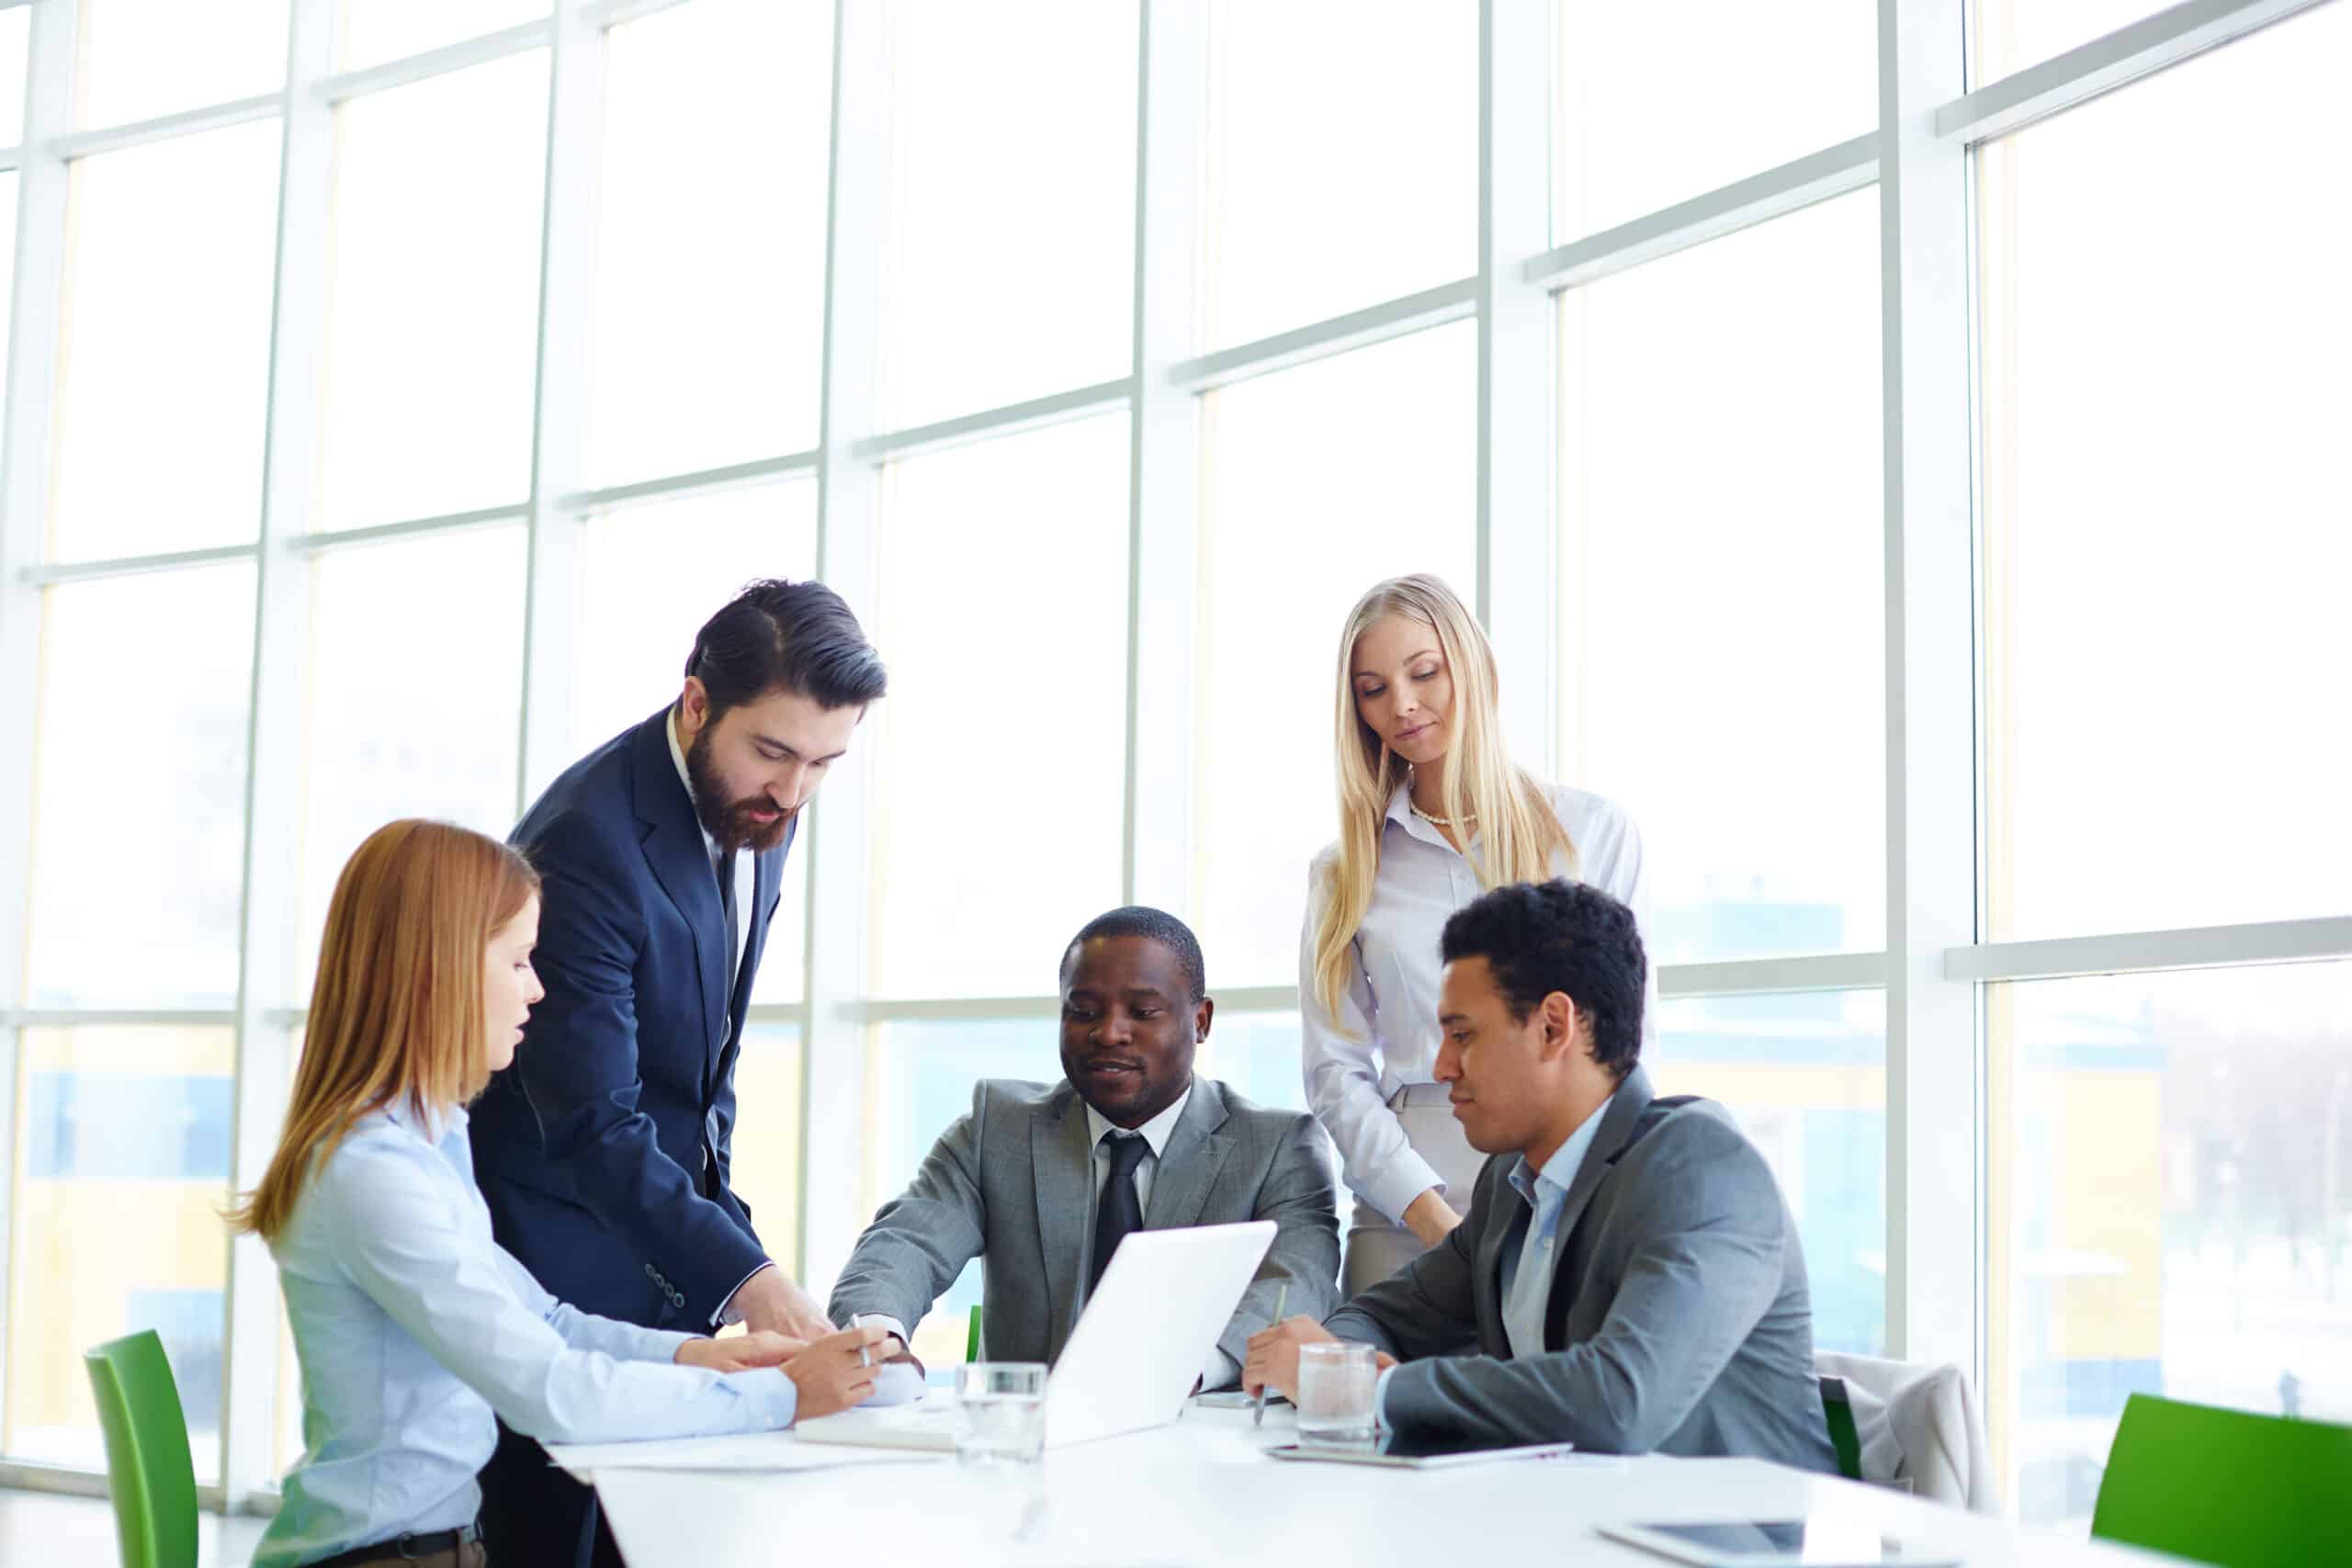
xmin=469 ymin=705 xmax=789 ymax=1330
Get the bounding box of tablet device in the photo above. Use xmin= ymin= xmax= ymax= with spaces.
xmin=1596 ymin=1518 xmax=1961 ymax=1567
xmin=1262 ymin=1431 xmax=1577 ymax=1469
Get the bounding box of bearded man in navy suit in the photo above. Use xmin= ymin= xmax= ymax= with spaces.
xmin=470 ymin=579 xmax=888 ymax=1568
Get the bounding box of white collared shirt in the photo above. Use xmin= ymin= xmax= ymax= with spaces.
xmin=668 ymin=707 xmax=772 ymax=1327
xmin=254 ymin=1101 xmax=796 ymax=1568
xmin=666 ymin=708 xmax=755 ymax=989
xmin=1300 ymin=781 xmax=1656 ymax=1224
xmin=1080 ymin=1082 xmax=1193 ymax=1247
xmin=865 ymin=1083 xmax=1239 ymax=1389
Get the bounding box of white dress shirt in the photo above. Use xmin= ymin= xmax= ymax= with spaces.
xmin=1301 ymin=781 xmax=1654 ymax=1225
xmin=1081 ymin=1087 xmax=1244 ymax=1389
xmin=667 ymin=709 xmax=775 ymax=1326
xmin=666 ymin=708 xmax=755 ymax=987
xmin=865 ymin=1085 xmax=1238 ymax=1389
xmin=255 ymin=1100 xmax=797 ymax=1568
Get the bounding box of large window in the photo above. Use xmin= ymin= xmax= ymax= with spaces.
xmin=1204 ymin=0 xmax=1475 ymax=346
xmin=5 ymin=1026 xmax=234 ymax=1481
xmin=1977 ymin=2 xmax=2352 ymax=942
xmin=1193 ymin=323 xmax=1477 ymax=987
xmin=590 ymin=0 xmax=832 ymax=483
xmin=1554 ymin=0 xmax=1873 ymax=240
xmin=877 ymin=0 xmax=1136 ymax=427
xmin=318 ymin=55 xmax=548 ymax=531
xmin=47 ymin=121 xmax=278 ymax=561
xmin=865 ymin=416 xmax=1132 ymax=999
xmin=0 ymin=0 xmax=2339 ymax=1529
xmin=1557 ymin=189 xmax=1884 ymax=965
xmin=1975 ymin=1 xmax=2352 ymax=1524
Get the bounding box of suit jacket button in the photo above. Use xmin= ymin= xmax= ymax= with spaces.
xmin=644 ymin=1264 xmax=658 ymax=1280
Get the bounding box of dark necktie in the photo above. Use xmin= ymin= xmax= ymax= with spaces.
xmin=718 ymin=849 xmax=741 ymax=999
xmin=1088 ymin=1130 xmax=1149 ymax=1297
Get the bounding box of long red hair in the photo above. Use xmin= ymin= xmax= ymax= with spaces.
xmin=229 ymin=819 xmax=537 ymax=1241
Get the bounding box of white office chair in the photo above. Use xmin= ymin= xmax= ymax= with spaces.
xmin=1815 ymin=1349 xmax=1998 ymax=1515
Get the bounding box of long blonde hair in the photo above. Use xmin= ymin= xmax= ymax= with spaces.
xmin=230 ymin=819 xmax=538 ymax=1242
xmin=1310 ymin=574 xmax=1573 ymax=1025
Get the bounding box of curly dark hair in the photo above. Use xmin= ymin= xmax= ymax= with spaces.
xmin=1439 ymin=879 xmax=1645 ymax=1080
xmin=1059 ymin=906 xmax=1206 ymax=1003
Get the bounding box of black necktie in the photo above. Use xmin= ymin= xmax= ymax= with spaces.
xmin=1088 ymin=1131 xmax=1148 ymax=1296
xmin=718 ymin=849 xmax=741 ymax=998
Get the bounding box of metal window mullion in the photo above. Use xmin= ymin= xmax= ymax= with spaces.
xmin=1166 ymin=276 xmax=1477 ymax=395
xmin=1125 ymin=1 xmax=1204 ymax=912
xmin=799 ymin=0 xmax=892 ymax=1297
xmin=1936 ymin=0 xmax=2330 ymax=145
xmin=1878 ymin=0 xmax=1979 ymax=1382
xmin=1523 ymin=134 xmax=1880 ymax=295
xmin=517 ymin=5 xmax=606 ymax=807
xmin=849 ymin=378 xmax=1133 ymax=467
xmin=1947 ymin=917 xmax=2352 ymax=985
xmin=0 ymin=0 xmax=80 ymax=1457
xmin=1477 ymin=0 xmax=1555 ymax=762
xmin=219 ymin=0 xmax=339 ymax=1507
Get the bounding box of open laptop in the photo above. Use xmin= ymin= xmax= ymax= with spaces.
xmin=792 ymin=1219 xmax=1276 ymax=1453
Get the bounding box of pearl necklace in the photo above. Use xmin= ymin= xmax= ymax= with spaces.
xmin=1409 ymin=800 xmax=1476 ymax=829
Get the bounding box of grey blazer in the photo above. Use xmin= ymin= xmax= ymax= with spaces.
xmin=1325 ymin=1066 xmax=1837 ymax=1472
xmin=829 ymin=1077 xmax=1340 ymax=1382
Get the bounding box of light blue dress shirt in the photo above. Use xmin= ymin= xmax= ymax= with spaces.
xmin=1371 ymin=1093 xmax=1614 ymax=1424
xmin=254 ymin=1100 xmax=799 ymax=1568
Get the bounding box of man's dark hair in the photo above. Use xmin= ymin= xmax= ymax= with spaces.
xmin=685 ymin=579 xmax=888 ymax=718
xmin=1059 ymin=906 xmax=1206 ymax=1003
xmin=1440 ymin=879 xmax=1645 ymax=1080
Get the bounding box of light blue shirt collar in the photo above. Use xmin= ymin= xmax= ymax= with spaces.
xmin=1507 ymin=1090 xmax=1613 ymax=1212
xmin=1498 ymin=1090 xmax=1616 ymax=1361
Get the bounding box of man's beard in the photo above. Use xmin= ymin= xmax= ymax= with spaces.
xmin=684 ymin=725 xmax=797 ymax=853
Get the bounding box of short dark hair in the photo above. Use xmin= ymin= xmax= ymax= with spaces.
xmin=1439 ymin=879 xmax=1645 ymax=1080
xmin=685 ymin=579 xmax=888 ymax=718
xmin=1058 ymin=906 xmax=1206 ymax=1003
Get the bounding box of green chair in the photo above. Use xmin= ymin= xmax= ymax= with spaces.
xmin=83 ymin=1329 xmax=199 ymax=1568
xmin=2091 ymin=1393 xmax=2352 ymax=1567
xmin=1818 ymin=1374 xmax=1864 ymax=1483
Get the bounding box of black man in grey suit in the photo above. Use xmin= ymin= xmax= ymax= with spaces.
xmin=831 ymin=907 xmax=1340 ymax=1388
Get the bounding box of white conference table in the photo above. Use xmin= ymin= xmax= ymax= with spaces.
xmin=552 ymin=1404 xmax=2175 ymax=1568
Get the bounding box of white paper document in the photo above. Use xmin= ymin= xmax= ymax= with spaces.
xmin=544 ymin=1427 xmax=944 ymax=1481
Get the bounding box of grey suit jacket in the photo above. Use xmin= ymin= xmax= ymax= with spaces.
xmin=829 ymin=1077 xmax=1340 ymax=1382
xmin=1325 ymin=1066 xmax=1837 ymax=1472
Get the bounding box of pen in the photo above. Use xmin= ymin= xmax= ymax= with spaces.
xmin=1251 ymin=1281 xmax=1288 ymax=1428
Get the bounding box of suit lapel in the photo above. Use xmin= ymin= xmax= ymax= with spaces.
xmin=1543 ymin=1066 xmax=1658 ymax=1342
xmin=629 ymin=710 xmax=727 ymax=1051
xmin=1033 ymin=1088 xmax=1094 ymax=1350
xmin=1475 ymin=1167 xmax=1525 ymax=1356
xmin=1143 ymin=1077 xmax=1228 ymax=1231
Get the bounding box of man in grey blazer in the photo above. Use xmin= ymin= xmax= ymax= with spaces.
xmin=1245 ymin=880 xmax=1836 ymax=1472
xmin=830 ymin=906 xmax=1340 ymax=1388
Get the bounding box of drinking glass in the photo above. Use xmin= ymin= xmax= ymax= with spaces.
xmin=954 ymin=1361 xmax=1047 ymax=1467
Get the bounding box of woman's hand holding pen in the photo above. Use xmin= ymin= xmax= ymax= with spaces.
xmin=780 ymin=1323 xmax=891 ymax=1420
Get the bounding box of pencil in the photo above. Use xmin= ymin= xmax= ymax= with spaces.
xmin=1251 ymin=1281 xmax=1289 ymax=1428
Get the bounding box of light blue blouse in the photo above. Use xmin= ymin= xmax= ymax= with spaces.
xmin=255 ymin=1100 xmax=797 ymax=1568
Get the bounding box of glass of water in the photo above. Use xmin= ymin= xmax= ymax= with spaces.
xmin=954 ymin=1361 xmax=1047 ymax=1467
xmin=1295 ymin=1341 xmax=1379 ymax=1447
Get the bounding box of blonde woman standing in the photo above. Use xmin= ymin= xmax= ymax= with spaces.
xmin=1304 ymin=575 xmax=1656 ymax=1296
